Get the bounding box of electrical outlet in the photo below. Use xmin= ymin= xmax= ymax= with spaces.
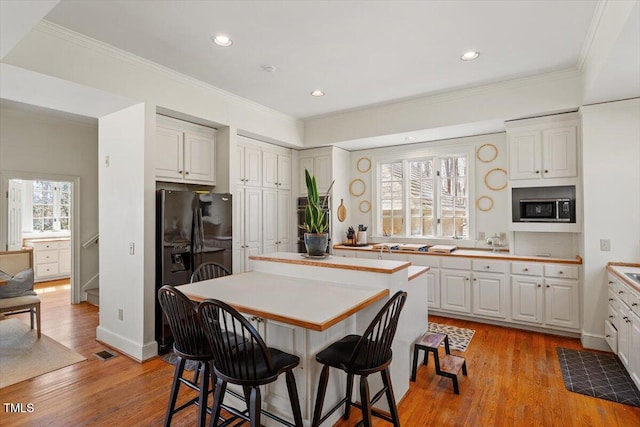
xmin=600 ymin=239 xmax=611 ymax=251
xmin=478 ymin=232 xmax=485 ymax=241
xmin=118 ymin=309 xmax=123 ymax=321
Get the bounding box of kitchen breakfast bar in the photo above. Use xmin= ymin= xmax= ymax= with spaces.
xmin=177 ymin=252 xmax=429 ymax=427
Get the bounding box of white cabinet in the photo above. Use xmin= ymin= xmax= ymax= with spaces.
xmin=237 ymin=143 xmax=262 ymax=187
xmin=235 ymin=187 xmax=262 ymax=273
xmin=507 ymin=114 xmax=578 ymax=180
xmin=262 ymin=189 xmax=292 ymax=254
xmin=407 ymin=254 xmax=440 ymax=309
xmin=24 ymin=239 xmax=71 ymax=282
xmin=440 ymin=258 xmax=471 ymax=314
xmin=511 ymin=262 xmax=579 ymax=330
xmin=155 ymin=115 xmax=216 ymax=185
xmin=263 ymin=150 xmax=292 ymax=190
xmin=299 ymin=150 xmax=332 ymax=195
xmin=471 ymin=260 xmax=507 ymax=319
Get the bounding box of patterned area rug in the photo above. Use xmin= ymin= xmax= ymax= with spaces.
xmin=427 ymin=322 xmax=475 ymax=352
xmin=557 ymin=347 xmax=640 ymax=407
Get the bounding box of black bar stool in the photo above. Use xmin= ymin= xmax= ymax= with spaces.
xmin=158 ymin=285 xmax=214 ymax=427
xmin=311 ymin=290 xmax=407 ymax=427
xmin=190 ymin=262 xmax=231 ymax=283
xmin=197 ymin=299 xmax=304 ymax=427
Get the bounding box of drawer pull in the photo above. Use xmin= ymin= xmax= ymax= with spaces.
xmin=609 ymin=298 xmax=614 ymax=302
xmin=606 ymin=334 xmax=611 ymax=338
xmin=523 ymin=268 xmax=528 ymax=272
xmin=609 ymin=281 xmax=614 ymax=284
xmin=485 ymin=266 xmax=491 ymax=269
xmin=609 ymin=315 xmax=614 ymax=319
xmin=619 ymin=291 xmax=624 ymax=295
xmin=537 ymin=284 xmax=541 ymax=288
xmin=558 ymin=271 xmax=563 ymax=275
xmin=633 ymin=303 xmax=638 ymax=307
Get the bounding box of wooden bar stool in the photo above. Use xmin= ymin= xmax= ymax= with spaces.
xmin=311 ymin=291 xmax=407 ymax=427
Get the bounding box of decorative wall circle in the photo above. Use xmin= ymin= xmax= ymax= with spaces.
xmin=476 ymin=143 xmax=498 ymax=163
xmin=349 ymin=179 xmax=366 ymax=197
xmin=476 ymin=196 xmax=494 ymax=212
xmin=356 ymin=157 xmax=371 ymax=173
xmin=484 ymin=168 xmax=508 ymax=191
xmin=359 ymin=200 xmax=371 ymax=213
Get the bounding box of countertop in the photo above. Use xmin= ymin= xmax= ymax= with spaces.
xmin=250 ymin=251 xmax=411 ymax=274
xmin=333 ymin=244 xmax=582 ymax=265
xmin=178 ymin=272 xmax=389 ymax=331
xmin=608 ymin=262 xmax=640 ymax=292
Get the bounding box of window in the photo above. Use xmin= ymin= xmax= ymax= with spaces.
xmin=31 ymin=181 xmax=71 ymax=232
xmin=378 ymin=154 xmax=469 ymax=239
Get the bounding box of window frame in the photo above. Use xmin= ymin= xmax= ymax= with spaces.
xmin=373 ymin=146 xmax=474 ymax=241
xmin=28 ymin=180 xmax=72 ymax=233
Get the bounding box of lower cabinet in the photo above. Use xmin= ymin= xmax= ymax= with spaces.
xmin=511 ymin=275 xmax=543 ymax=323
xmin=544 ymin=278 xmax=580 ymax=329
xmin=440 ymin=270 xmax=471 ymax=313
xmin=24 ymin=238 xmax=71 ymax=282
xmin=472 ymin=272 xmax=507 ymax=319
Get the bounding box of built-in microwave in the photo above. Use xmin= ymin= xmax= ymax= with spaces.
xmin=518 ymin=198 xmax=573 ymax=222
xmin=512 ymin=186 xmax=576 ymax=223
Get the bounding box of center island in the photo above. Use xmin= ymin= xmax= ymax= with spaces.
xmin=178 ymin=252 xmax=429 ymax=427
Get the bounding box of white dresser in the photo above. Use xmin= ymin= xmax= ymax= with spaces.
xmin=23 ymin=238 xmax=71 ymax=282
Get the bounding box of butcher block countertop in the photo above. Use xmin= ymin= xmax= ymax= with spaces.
xmin=178 ymin=272 xmax=389 ymax=331
xmin=250 ymin=252 xmax=411 ymax=274
xmin=333 ymin=245 xmax=582 ymax=265
xmin=608 ymin=262 xmax=640 ymax=292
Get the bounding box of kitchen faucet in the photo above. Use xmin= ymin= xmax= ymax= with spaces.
xmin=378 ymin=245 xmax=391 ymax=260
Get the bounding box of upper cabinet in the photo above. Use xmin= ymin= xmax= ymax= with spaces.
xmin=507 ymin=113 xmax=579 ymax=181
xmin=299 ymin=148 xmax=332 ymax=195
xmin=237 ymin=143 xmax=262 ymax=187
xmin=262 ymin=149 xmax=292 ymax=190
xmin=155 ymin=115 xmax=216 ymax=185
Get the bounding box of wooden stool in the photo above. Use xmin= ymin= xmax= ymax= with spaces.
xmin=411 ymin=331 xmax=467 ymax=394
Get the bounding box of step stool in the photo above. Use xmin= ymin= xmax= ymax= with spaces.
xmin=411 ymin=331 xmax=468 ymax=394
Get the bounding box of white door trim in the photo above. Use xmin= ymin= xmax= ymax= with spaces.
xmin=0 ymin=170 xmax=82 ymax=304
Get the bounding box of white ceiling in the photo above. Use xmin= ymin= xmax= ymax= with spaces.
xmin=42 ymin=0 xmax=603 ymax=120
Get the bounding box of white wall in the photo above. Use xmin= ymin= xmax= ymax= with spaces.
xmin=346 ymin=132 xmax=508 ymax=247
xmin=580 ymin=98 xmax=640 ymax=349
xmin=97 ymin=103 xmax=155 ymax=361
xmin=0 ymin=105 xmax=99 ymax=297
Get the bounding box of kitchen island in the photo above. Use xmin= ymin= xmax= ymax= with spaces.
xmin=178 ymin=253 xmax=428 ymax=426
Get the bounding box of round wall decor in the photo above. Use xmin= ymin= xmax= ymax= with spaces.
xmin=349 ymin=178 xmax=366 ymax=197
xmin=476 ymin=195 xmax=494 ymax=212
xmin=356 ymin=157 xmax=371 ymax=173
xmin=476 ymin=143 xmax=498 ymax=163
xmin=484 ymin=168 xmax=508 ymax=191
xmin=359 ymin=200 xmax=371 ymax=213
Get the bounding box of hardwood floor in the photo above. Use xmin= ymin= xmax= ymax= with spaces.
xmin=1 ymin=288 xmax=639 ymax=426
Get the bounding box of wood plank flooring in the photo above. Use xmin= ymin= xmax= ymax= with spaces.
xmin=1 ymin=287 xmax=639 ymax=426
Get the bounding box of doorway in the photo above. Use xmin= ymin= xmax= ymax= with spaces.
xmin=2 ymin=172 xmax=81 ymax=304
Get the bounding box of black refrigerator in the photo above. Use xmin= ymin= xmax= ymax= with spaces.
xmin=155 ymin=189 xmax=232 ymax=353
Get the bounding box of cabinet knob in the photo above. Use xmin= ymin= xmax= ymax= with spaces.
xmin=465 ymin=277 xmax=469 ymax=281
xmin=619 ymin=290 xmax=624 ymax=294
xmin=537 ymin=284 xmax=541 ymax=288
xmin=609 ymin=298 xmax=614 ymax=301
xmin=633 ymin=303 xmax=638 ymax=307
xmin=623 ymin=316 xmax=628 ymax=320
xmin=178 ymin=170 xmax=183 ymax=174
xmin=523 ymin=268 xmax=528 ymax=272
xmin=609 ymin=281 xmax=614 ymax=284
xmin=473 ymin=278 xmax=477 ymax=281
xmin=485 ymin=266 xmax=491 ymax=269
xmin=536 ymin=170 xmax=540 ymax=174
xmin=546 ymin=285 xmax=550 ymax=288
xmin=609 ymin=315 xmax=614 ymax=319
xmin=606 ymin=334 xmax=611 ymax=338
xmin=185 ymin=171 xmax=189 ymax=175
xmin=626 ymin=319 xmax=631 ymax=324
xmin=558 ymin=271 xmax=563 ymax=275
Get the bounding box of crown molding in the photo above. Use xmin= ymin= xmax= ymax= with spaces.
xmin=577 ymin=0 xmax=609 ymax=71
xmin=35 ymin=20 xmax=300 ymax=126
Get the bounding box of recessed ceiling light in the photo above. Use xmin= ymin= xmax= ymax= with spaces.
xmin=212 ymin=35 xmax=233 ymax=47
xmin=405 ymin=136 xmax=417 ymax=141
xmin=310 ymin=90 xmax=325 ymax=97
xmin=261 ymin=65 xmax=278 ymax=73
xmin=461 ymin=51 xmax=480 ymax=61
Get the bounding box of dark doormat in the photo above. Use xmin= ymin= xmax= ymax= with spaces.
xmin=556 ymin=347 xmax=640 ymax=407
xmin=161 ymin=352 xmax=200 ymax=372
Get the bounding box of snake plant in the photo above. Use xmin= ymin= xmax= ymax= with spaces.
xmin=302 ymin=169 xmax=329 ymax=234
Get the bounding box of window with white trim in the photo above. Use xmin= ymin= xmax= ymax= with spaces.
xmin=31 ymin=180 xmax=71 ymax=232
xmin=378 ymin=154 xmax=469 ymax=239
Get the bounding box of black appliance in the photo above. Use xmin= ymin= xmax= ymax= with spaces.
xmin=512 ymin=186 xmax=576 ymax=223
xmin=155 ymin=190 xmax=232 ymax=353
xmin=296 ymin=196 xmax=331 ymax=253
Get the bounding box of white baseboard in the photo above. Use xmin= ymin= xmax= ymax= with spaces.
xmin=96 ymin=326 xmax=158 ymax=362
xmin=580 ymin=332 xmax=610 ymax=352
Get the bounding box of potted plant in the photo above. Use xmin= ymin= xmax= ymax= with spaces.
xmin=301 ymin=169 xmax=332 ymax=256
